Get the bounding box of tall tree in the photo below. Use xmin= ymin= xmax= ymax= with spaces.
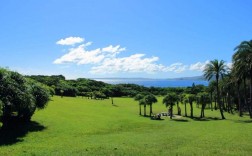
xmin=207 ymin=80 xmax=216 ymax=111
xmin=134 ymin=94 xmax=144 ymax=115
xmin=163 ymin=93 xmax=178 ymax=119
xmin=204 ymin=59 xmax=227 ymax=119
xmin=187 ymin=94 xmax=195 ymax=118
xmin=144 ymin=94 xmax=157 ymax=117
xmin=233 ymin=40 xmax=252 ymax=118
xmin=198 ymin=92 xmax=210 ymax=118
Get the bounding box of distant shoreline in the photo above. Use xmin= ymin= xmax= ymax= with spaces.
xmin=92 ymin=78 xmax=208 ymax=88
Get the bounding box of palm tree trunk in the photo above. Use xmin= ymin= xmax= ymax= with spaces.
xmin=170 ymin=106 xmax=173 ymax=119
xmin=214 ymin=96 xmax=217 ymax=110
xmin=144 ymin=105 xmax=146 ymax=116
xmin=227 ymin=93 xmax=230 ymax=113
xmin=190 ymin=102 xmax=193 ymax=118
xmin=217 ymin=76 xmax=225 ymax=119
xmin=250 ymin=69 xmax=252 ymax=118
xmin=237 ymin=81 xmax=242 ymax=116
xmin=139 ymin=104 xmax=141 ymax=115
xmin=150 ymin=104 xmax=152 ymax=116
xmin=210 ymin=92 xmax=213 ymax=111
xmin=185 ymin=102 xmax=187 ymax=117
xmin=177 ymin=101 xmax=179 ymax=115
xmin=111 ymin=97 xmax=114 ymax=105
xmin=243 ymin=77 xmax=249 ymax=115
xmin=200 ymin=102 xmax=205 ymax=118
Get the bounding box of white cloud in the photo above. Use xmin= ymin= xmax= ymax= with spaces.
xmin=90 ymin=54 xmax=162 ymax=74
xmin=53 ymin=44 xmax=104 ymax=64
xmin=56 ymin=37 xmax=84 ymax=45
xmin=102 ymin=45 xmax=126 ymax=54
xmin=163 ymin=63 xmax=187 ymax=73
xmin=54 ymin=37 xmax=229 ymax=75
xmin=53 ymin=41 xmax=126 ymax=65
xmin=90 ymin=55 xmax=187 ymax=74
xmin=189 ymin=60 xmax=210 ymax=71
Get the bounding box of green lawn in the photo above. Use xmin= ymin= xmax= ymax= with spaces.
xmin=1 ymin=96 xmax=252 ymax=156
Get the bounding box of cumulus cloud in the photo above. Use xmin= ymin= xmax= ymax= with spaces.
xmin=90 ymin=54 xmax=164 ymax=74
xmin=56 ymin=37 xmax=84 ymax=45
xmin=189 ymin=60 xmax=210 ymax=71
xmin=54 ymin=41 xmax=126 ymax=65
xmin=55 ymin=37 xmax=228 ymax=75
xmin=90 ymin=55 xmax=188 ymax=74
xmin=163 ymin=63 xmax=187 ymax=73
xmin=53 ymin=44 xmax=104 ymax=64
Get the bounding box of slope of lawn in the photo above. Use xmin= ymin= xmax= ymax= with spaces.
xmin=1 ymin=96 xmax=252 ymax=156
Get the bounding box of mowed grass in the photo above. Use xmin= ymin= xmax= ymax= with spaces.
xmin=1 ymin=96 xmax=252 ymax=156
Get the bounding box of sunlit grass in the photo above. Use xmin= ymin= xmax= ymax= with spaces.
xmin=0 ymin=96 xmax=252 ymax=156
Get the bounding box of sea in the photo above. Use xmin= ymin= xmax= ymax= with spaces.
xmin=93 ymin=78 xmax=208 ymax=88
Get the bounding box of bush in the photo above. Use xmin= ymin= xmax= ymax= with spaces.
xmin=0 ymin=68 xmax=50 ymax=124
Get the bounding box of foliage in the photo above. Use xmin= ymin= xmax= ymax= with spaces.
xmin=204 ymin=59 xmax=227 ymax=119
xmin=0 ymin=68 xmax=50 ymax=124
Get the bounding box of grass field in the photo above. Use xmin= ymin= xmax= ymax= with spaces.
xmin=1 ymin=96 xmax=252 ymax=156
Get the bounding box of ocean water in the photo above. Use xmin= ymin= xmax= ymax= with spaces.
xmin=93 ymin=78 xmax=208 ymax=87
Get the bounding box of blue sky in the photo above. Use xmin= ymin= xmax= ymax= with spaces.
xmin=1 ymin=0 xmax=252 ymax=79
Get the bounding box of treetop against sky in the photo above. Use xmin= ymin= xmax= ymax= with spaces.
xmin=0 ymin=0 xmax=251 ymax=79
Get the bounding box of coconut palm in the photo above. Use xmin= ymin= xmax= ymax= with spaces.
xmin=207 ymin=80 xmax=216 ymax=111
xmin=187 ymin=94 xmax=195 ymax=118
xmin=204 ymin=59 xmax=227 ymax=119
xmin=163 ymin=93 xmax=178 ymax=119
xmin=144 ymin=94 xmax=158 ymax=117
xmin=183 ymin=98 xmax=188 ymax=117
xmin=198 ymin=92 xmax=210 ymax=118
xmin=233 ymin=41 xmax=252 ymax=118
xmin=134 ymin=94 xmax=144 ymax=116
xmin=231 ymin=67 xmax=244 ymax=116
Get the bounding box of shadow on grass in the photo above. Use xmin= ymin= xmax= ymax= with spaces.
xmin=233 ymin=120 xmax=252 ymax=124
xmin=151 ymin=118 xmax=165 ymax=121
xmin=192 ymin=117 xmax=221 ymax=121
xmin=172 ymin=119 xmax=189 ymax=122
xmin=0 ymin=121 xmax=46 ymax=146
xmin=138 ymin=115 xmax=165 ymax=121
xmin=112 ymin=104 xmax=119 ymax=107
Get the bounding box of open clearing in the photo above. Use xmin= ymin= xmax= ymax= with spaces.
xmin=1 ymin=96 xmax=252 ymax=156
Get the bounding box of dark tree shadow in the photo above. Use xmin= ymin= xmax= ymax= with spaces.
xmin=151 ymin=118 xmax=164 ymax=121
xmin=192 ymin=117 xmax=221 ymax=121
xmin=172 ymin=119 xmax=189 ymax=122
xmin=233 ymin=120 xmax=252 ymax=124
xmin=192 ymin=117 xmax=210 ymax=121
xmin=0 ymin=121 xmax=46 ymax=146
xmin=206 ymin=117 xmax=222 ymax=120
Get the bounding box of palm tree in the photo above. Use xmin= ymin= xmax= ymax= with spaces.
xmin=204 ymin=59 xmax=227 ymax=119
xmin=233 ymin=41 xmax=252 ymax=118
xmin=184 ymin=98 xmax=188 ymax=117
xmin=134 ymin=94 xmax=144 ymax=116
xmin=188 ymin=94 xmax=195 ymax=118
xmin=144 ymin=94 xmax=158 ymax=117
xmin=231 ymin=67 xmax=243 ymax=116
xmin=207 ymin=80 xmax=216 ymax=111
xmin=180 ymin=93 xmax=186 ymax=116
xmin=163 ymin=93 xmax=178 ymax=119
xmin=198 ymin=92 xmax=210 ymax=118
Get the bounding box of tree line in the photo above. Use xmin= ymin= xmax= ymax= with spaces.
xmin=134 ymin=40 xmax=252 ymax=120
xmin=26 ymin=75 xmax=206 ymax=98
